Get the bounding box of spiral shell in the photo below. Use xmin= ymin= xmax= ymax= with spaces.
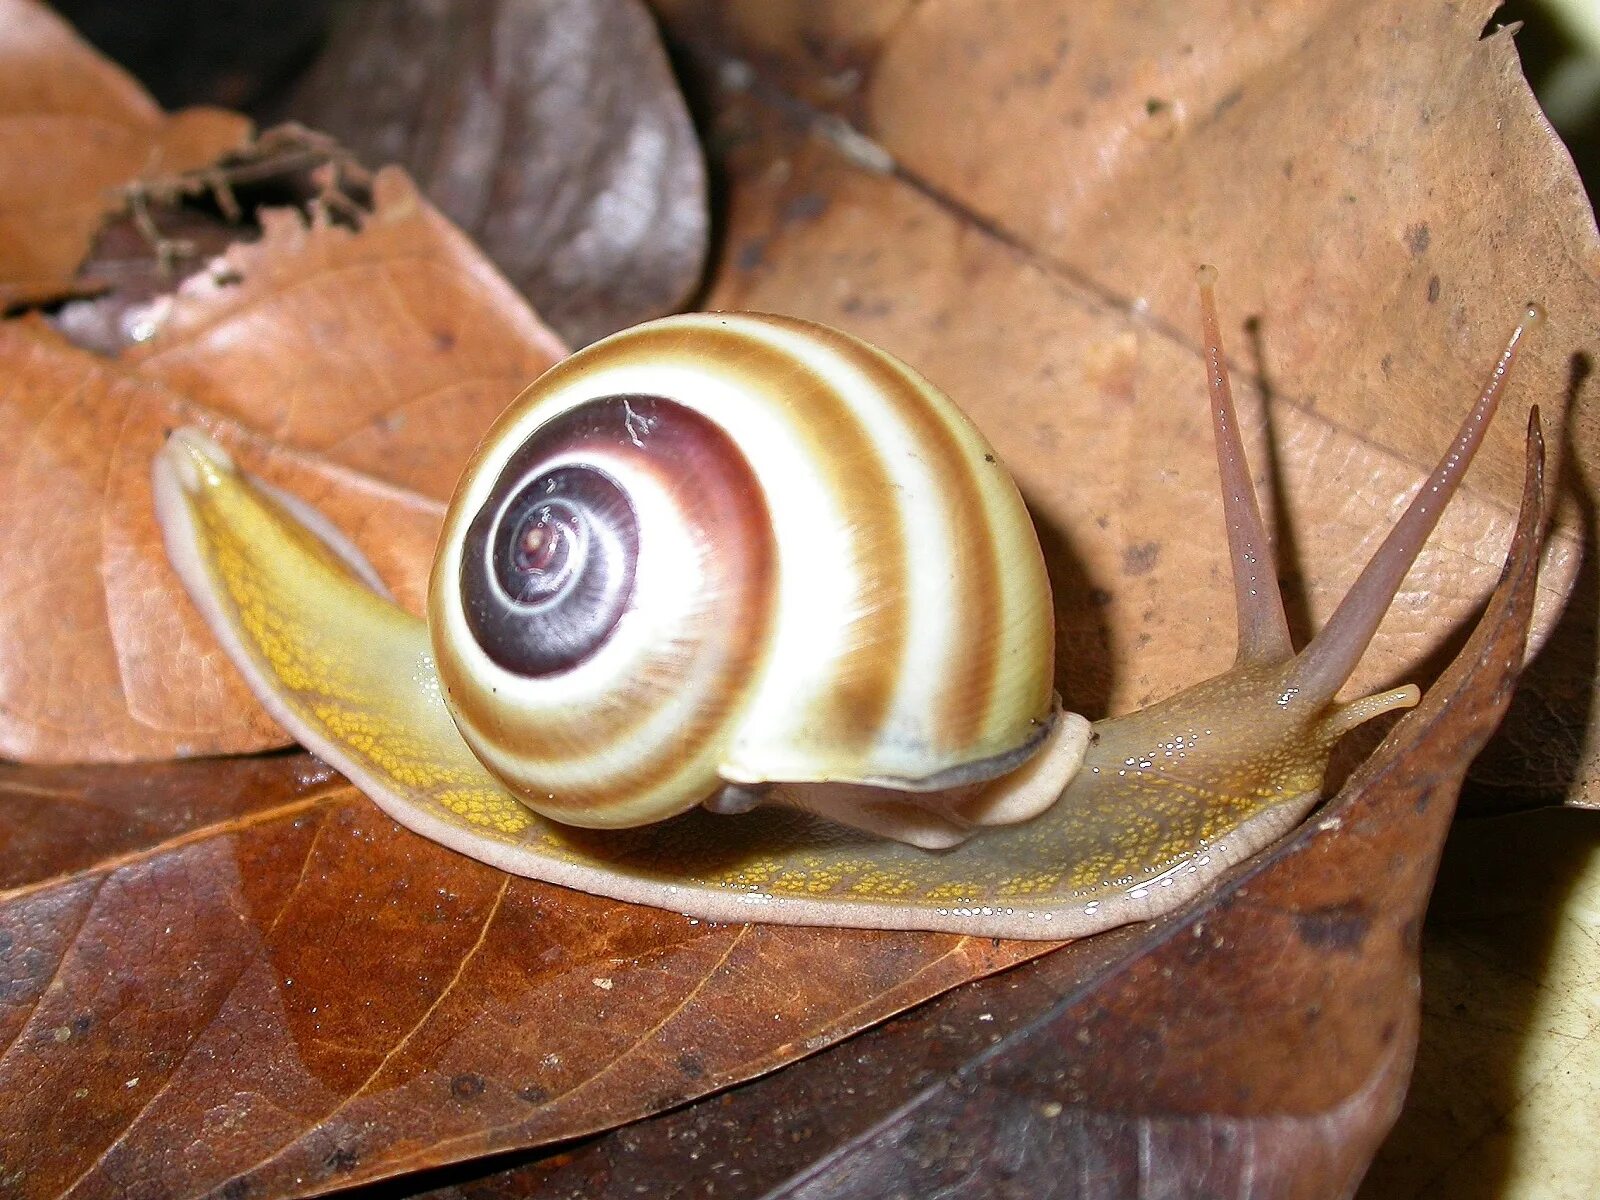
xmin=428 ymin=313 xmax=1056 ymax=829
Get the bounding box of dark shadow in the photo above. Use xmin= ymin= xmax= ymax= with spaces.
xmin=1024 ymin=494 xmax=1116 ymax=720
xmin=655 ymin=22 xmax=839 ymax=317
xmin=55 ymin=0 xmax=332 ymax=112
xmin=1361 ymin=806 xmax=1600 ymax=1199
xmin=653 ymin=31 xmax=738 ymax=312
xmin=1242 ymin=314 xmax=1316 ymax=647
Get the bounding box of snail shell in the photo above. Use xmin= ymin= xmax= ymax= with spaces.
xmin=429 ymin=314 xmax=1056 ymax=830
xmin=152 ymin=280 xmax=1543 ymax=938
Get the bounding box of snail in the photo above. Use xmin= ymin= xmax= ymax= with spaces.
xmin=152 ymin=270 xmax=1543 ymax=939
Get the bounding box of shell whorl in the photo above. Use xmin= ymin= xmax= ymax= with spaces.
xmin=429 ymin=313 xmax=1056 ymax=828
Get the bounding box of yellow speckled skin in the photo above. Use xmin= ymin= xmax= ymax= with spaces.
xmin=153 ymin=433 xmax=1342 ymax=939
xmin=167 ymin=441 xmax=537 ymax=837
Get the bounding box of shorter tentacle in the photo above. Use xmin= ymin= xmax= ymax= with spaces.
xmin=1316 ymin=684 xmax=1423 ymax=742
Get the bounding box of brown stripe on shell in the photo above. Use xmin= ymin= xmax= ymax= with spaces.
xmin=862 ymin=334 xmax=1053 ymax=760
xmin=437 ymin=395 xmax=778 ymax=825
xmin=761 ymin=316 xmax=1006 ymax=757
xmin=558 ymin=322 xmax=911 ymax=751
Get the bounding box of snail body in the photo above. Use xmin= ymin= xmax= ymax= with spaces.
xmin=153 ymin=275 xmax=1542 ymax=938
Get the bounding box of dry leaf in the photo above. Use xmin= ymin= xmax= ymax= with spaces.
xmin=0 ymin=3 xmax=1593 ymax=1198
xmin=0 ymin=165 xmax=565 ymax=763
xmin=0 ymin=0 xmax=249 ymax=307
xmin=656 ymin=0 xmax=1597 ymax=804
xmin=0 ymin=767 xmax=1036 ymax=1200
xmin=0 ymin=753 xmax=343 ymax=890
xmin=277 ymin=0 xmax=709 ymax=347
xmin=0 ymin=0 xmax=717 ymax=763
xmin=0 ymin=315 xmax=450 ymax=761
xmin=120 ymin=168 xmax=567 ymax=500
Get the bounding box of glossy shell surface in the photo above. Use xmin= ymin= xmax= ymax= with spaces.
xmin=429 ymin=313 xmax=1056 ymax=827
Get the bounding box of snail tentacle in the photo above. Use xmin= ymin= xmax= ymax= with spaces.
xmin=1286 ymin=301 xmax=1546 ymax=706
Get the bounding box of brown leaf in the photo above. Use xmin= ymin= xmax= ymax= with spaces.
xmin=0 ymin=153 xmax=566 ymax=761
xmin=655 ymin=0 xmax=1597 ymax=802
xmin=0 ymin=6 xmax=1589 ymax=1200
xmin=0 ymin=0 xmax=710 ymax=762
xmin=0 ymin=753 xmax=343 ymax=892
xmin=122 ymin=168 xmax=567 ymax=499
xmin=1464 ymin=402 xmax=1600 ymax=811
xmin=0 ymin=315 xmax=450 ymax=761
xmin=0 ymin=0 xmax=250 ymax=308
xmin=0 ymin=768 xmax=1036 ymax=1199
xmin=277 ymin=0 xmax=709 ymax=347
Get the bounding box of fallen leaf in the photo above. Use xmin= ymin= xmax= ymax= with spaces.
xmin=276 ymin=0 xmax=709 ymax=347
xmin=0 ymin=753 xmax=342 ymax=891
xmin=0 ymin=0 xmax=714 ymax=763
xmin=0 ymin=157 xmax=568 ymax=764
xmin=0 ymin=4 xmax=1593 ymax=1199
xmin=0 ymin=128 xmax=567 ymax=763
xmin=0 ymin=314 xmax=450 ymax=761
xmin=655 ymin=0 xmax=1598 ymax=804
xmin=121 ymin=167 xmax=566 ymax=500
xmin=0 ymin=769 xmax=1036 ymax=1199
xmin=1466 ymin=402 xmax=1600 ymax=811
xmin=0 ymin=0 xmax=249 ymax=307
